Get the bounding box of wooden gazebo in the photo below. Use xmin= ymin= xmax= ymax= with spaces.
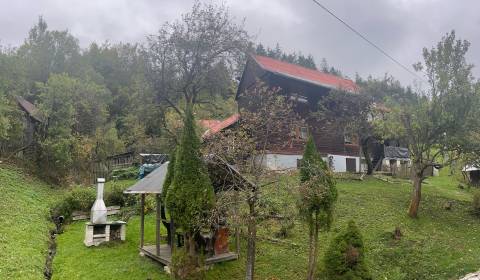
xmin=124 ymin=155 xmax=248 ymax=266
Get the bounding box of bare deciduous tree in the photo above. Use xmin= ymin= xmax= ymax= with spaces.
xmin=204 ymin=82 xmax=303 ymax=280
xmin=145 ymin=1 xmax=250 ymax=116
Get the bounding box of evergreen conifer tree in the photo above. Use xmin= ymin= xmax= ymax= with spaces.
xmin=300 ymin=135 xmax=329 ymax=183
xmin=165 ymin=105 xmax=215 ymax=255
xmin=162 ymin=148 xmax=176 ymax=200
xmin=324 ymin=221 xmax=372 ymax=280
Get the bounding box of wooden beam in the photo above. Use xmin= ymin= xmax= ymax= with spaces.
xmin=140 ymin=194 xmax=145 ymax=248
xmin=170 ymin=217 xmax=175 ymax=253
xmin=156 ymin=194 xmax=161 ymax=256
xmin=234 ymin=193 xmax=241 ymax=256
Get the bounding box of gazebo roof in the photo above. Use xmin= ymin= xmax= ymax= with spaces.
xmin=124 ymin=161 xmax=169 ymax=194
xmin=124 ymin=154 xmax=255 ymax=195
xmin=463 ymin=165 xmax=480 ymax=172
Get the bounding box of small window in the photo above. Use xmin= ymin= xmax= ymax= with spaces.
xmin=344 ymin=134 xmax=352 ymax=144
xmin=289 ymin=94 xmax=308 ymax=103
xmin=299 ymin=127 xmax=308 ymax=140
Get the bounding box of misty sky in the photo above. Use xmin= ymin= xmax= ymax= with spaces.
xmin=1 ymin=0 xmax=479 ymax=86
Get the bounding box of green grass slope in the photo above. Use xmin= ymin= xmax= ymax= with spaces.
xmin=0 ymin=164 xmax=62 ymax=280
xmin=52 ymin=171 xmax=480 ymax=280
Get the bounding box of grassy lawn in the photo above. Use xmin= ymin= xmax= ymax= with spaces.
xmin=52 ymin=215 xmax=168 ymax=279
xmin=51 ymin=170 xmax=480 ymax=280
xmin=0 ymin=164 xmax=62 ymax=280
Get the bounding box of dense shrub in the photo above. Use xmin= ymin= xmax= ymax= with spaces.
xmin=472 ymin=190 xmax=480 ymax=216
xmin=170 ymin=249 xmax=206 ymax=280
xmin=105 ymin=183 xmax=137 ymax=207
xmin=51 ymin=183 xmax=144 ymax=222
xmin=323 ymin=221 xmax=372 ymax=280
xmin=111 ymin=166 xmax=138 ymax=180
xmin=50 ymin=187 xmax=96 ymax=220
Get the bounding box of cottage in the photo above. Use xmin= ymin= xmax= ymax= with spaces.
xmin=204 ymin=55 xmax=362 ymax=172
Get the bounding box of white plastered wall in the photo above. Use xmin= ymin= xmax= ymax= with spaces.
xmin=259 ymin=153 xmax=360 ymax=173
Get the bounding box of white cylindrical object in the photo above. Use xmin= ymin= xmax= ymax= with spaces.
xmin=97 ymin=178 xmax=105 ymax=200
xmin=91 ymin=178 xmax=107 ymax=224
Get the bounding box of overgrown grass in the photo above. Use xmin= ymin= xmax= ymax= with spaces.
xmin=52 ymin=170 xmax=480 ymax=279
xmin=0 ymin=164 xmax=62 ymax=280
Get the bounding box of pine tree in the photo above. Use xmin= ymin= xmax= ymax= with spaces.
xmin=324 ymin=221 xmax=372 ymax=280
xmin=298 ymin=136 xmax=337 ymax=280
xmin=165 ymin=105 xmax=215 ymax=255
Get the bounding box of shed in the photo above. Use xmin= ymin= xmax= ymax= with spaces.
xmin=463 ymin=165 xmax=480 ymax=186
xmin=124 ymin=155 xmax=248 ymax=266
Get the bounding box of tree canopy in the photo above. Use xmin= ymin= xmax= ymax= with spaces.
xmin=382 ymin=31 xmax=480 ymax=217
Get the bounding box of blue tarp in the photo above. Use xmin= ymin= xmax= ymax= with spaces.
xmin=138 ymin=163 xmax=163 ymax=179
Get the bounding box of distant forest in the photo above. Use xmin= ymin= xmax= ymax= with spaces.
xmin=0 ymin=10 xmax=335 ymax=183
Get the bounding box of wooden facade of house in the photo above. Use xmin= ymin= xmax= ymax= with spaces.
xmin=235 ymin=55 xmax=361 ymax=172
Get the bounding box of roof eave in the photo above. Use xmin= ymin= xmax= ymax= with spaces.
xmin=251 ymin=55 xmax=357 ymax=94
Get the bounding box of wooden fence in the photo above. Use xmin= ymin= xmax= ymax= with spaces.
xmin=72 ymin=206 xmax=121 ymax=221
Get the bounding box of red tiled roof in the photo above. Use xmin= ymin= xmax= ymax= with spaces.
xmin=16 ymin=96 xmax=44 ymax=123
xmin=202 ymin=113 xmax=239 ymax=138
xmin=253 ymin=55 xmax=358 ymax=93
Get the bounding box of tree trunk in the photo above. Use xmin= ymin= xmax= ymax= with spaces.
xmin=312 ymin=217 xmax=320 ymax=278
xmin=245 ymin=198 xmax=257 ymax=280
xmin=408 ymin=172 xmax=422 ymax=218
xmin=306 ymin=214 xmax=320 ymax=280
xmin=361 ymin=138 xmax=373 ymax=175
xmin=185 ymin=232 xmax=196 ymax=256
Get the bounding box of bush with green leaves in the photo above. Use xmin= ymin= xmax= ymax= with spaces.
xmin=50 ymin=187 xmax=96 ymax=220
xmin=323 ymin=221 xmax=372 ymax=280
xmin=170 ymin=248 xmax=206 ymax=280
xmin=111 ymin=167 xmax=138 ymax=180
xmin=51 ymin=183 xmax=142 ymax=221
xmin=105 ymin=183 xmax=137 ymax=207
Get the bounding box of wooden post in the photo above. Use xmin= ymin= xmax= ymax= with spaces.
xmin=234 ymin=192 xmax=241 ymax=255
xmin=156 ymin=194 xmax=161 ymax=256
xmin=140 ymin=194 xmax=145 ymax=248
xmin=170 ymin=217 xmax=175 ymax=253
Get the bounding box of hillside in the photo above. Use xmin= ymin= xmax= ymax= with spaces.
xmin=51 ymin=170 xmax=480 ymax=279
xmin=0 ymin=164 xmax=62 ymax=280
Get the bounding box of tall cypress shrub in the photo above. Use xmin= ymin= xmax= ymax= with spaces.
xmin=300 ymin=135 xmax=330 ymax=183
xmin=162 ymin=148 xmax=176 ymax=200
xmin=165 ymin=105 xmax=215 ymax=254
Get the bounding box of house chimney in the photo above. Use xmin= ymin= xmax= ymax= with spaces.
xmin=91 ymin=178 xmax=107 ymax=224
